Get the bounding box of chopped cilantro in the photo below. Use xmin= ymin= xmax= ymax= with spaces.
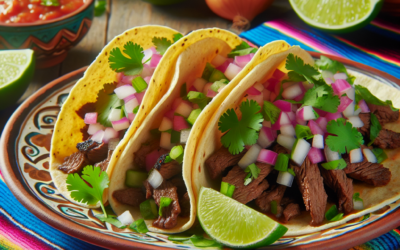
xmin=369 ymin=113 xmax=382 ymax=146
xmin=66 ymin=166 xmax=109 ymax=217
xmin=321 ymin=158 xmax=347 ymax=170
xmin=95 ymin=83 xmax=124 ymax=127
xmin=227 ymin=41 xmax=257 ymax=58
xmin=262 ymin=101 xmax=281 ymax=124
xmin=152 ymin=37 xmax=173 ymax=56
xmin=315 ymin=56 xmax=349 ymax=78
xmin=164 ymin=155 xmax=173 ymax=163
xmin=355 ymin=85 xmax=398 ymax=111
xmin=243 ymin=163 xmax=261 ymax=186
xmin=129 ymin=219 xmax=149 ymax=233
xmin=173 ymin=33 xmax=184 ymax=43
xmin=187 ymin=91 xmax=211 ymax=109
xmin=285 ymin=53 xmax=321 ymax=84
xmin=41 ymin=0 xmax=59 ymax=6
xmin=159 ymin=197 xmax=173 ymax=216
xmin=282 ymin=71 xmax=306 ymax=83
xmin=295 ymin=125 xmax=314 ymax=140
xmin=287 ymin=168 xmax=296 ymax=176
xmin=325 ymin=205 xmax=344 ymax=222
xmin=108 ymin=42 xmax=144 ymax=75
xmin=353 ymin=193 xmax=363 ymax=202
xmin=301 ymin=84 xmax=340 ymax=113
xmin=133 ymin=106 xmax=139 ymax=114
xmin=326 ymin=118 xmax=364 ymax=154
xmin=270 ymin=200 xmax=278 ymax=214
xmin=210 ymin=79 xmax=229 ymax=92
xmin=220 ymin=182 xmax=235 ymax=197
xmin=275 ymin=154 xmax=289 ymax=172
xmin=190 ymin=235 xmax=222 ymax=248
xmin=96 ymin=214 xmax=126 ymax=229
xmin=372 ymin=148 xmax=388 ymax=163
xmin=218 ymin=100 xmax=264 ymax=155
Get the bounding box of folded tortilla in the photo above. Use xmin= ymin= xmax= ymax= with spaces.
xmin=191 ymin=46 xmax=400 ymax=236
xmin=50 ymin=26 xmax=179 ymax=208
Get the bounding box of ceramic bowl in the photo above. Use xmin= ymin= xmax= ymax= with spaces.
xmin=0 ymin=0 xmax=94 ymax=68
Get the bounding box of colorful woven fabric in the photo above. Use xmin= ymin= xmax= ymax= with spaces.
xmin=1 ymin=15 xmax=400 ymax=250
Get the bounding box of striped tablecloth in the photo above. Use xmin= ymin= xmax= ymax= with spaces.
xmin=1 ymin=15 xmax=400 ymax=250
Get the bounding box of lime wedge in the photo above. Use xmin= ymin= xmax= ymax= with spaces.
xmin=197 ymin=187 xmax=288 ymax=248
xmin=0 ymin=49 xmax=35 ymax=109
xmin=289 ymin=0 xmax=383 ymax=32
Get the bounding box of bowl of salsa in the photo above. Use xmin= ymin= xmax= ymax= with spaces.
xmin=0 ymin=0 xmax=95 ymax=68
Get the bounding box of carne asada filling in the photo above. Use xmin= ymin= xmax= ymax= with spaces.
xmin=255 ymin=185 xmax=287 ymax=216
xmin=206 ymin=147 xmax=248 ymax=179
xmin=367 ymin=103 xmax=399 ymax=124
xmin=153 ymin=181 xmax=181 ymax=229
xmin=113 ymin=187 xmax=146 ymax=207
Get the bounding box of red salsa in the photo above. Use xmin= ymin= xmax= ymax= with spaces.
xmin=0 ymin=0 xmax=85 ymax=23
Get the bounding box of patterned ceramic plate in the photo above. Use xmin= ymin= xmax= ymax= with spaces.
xmin=2 ymin=53 xmax=400 ymax=250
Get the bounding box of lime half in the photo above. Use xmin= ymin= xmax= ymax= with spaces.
xmin=0 ymin=49 xmax=35 ymax=109
xmin=289 ymin=0 xmax=383 ymax=32
xmin=197 ymin=187 xmax=288 ymax=248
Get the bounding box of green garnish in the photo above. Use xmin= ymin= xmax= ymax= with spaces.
xmin=41 ymin=0 xmax=59 ymax=6
xmin=301 ymin=84 xmax=340 ymax=113
xmin=355 ymin=85 xmax=398 ymax=111
xmin=315 ymin=55 xmax=350 ymax=81
xmin=220 ymin=182 xmax=235 ymax=198
xmin=187 ymin=109 xmax=202 ymax=125
xmin=325 ymin=205 xmax=344 ymax=222
xmin=152 ymin=37 xmax=173 ymax=56
xmin=132 ymin=76 xmax=148 ymax=93
xmin=368 ymin=113 xmax=382 ymax=146
xmin=170 ymin=130 xmax=180 ymax=144
xmin=189 ymin=235 xmax=222 ymax=248
xmin=133 ymin=106 xmax=139 ymax=114
xmin=285 ymin=53 xmax=321 ymax=84
xmin=275 ymin=154 xmax=289 ymax=172
xmin=164 ymin=155 xmax=173 ymax=163
xmin=202 ymin=63 xmax=214 ymax=80
xmin=326 ymin=118 xmax=364 ymax=154
xmin=159 ymin=197 xmax=173 ymax=216
xmin=372 ymin=148 xmax=388 ymax=163
xmin=244 ymin=163 xmax=261 ymax=186
xmin=129 ymin=219 xmax=149 ymax=233
xmin=170 ymin=145 xmax=184 ymax=164
xmin=353 ymin=193 xmax=363 ymax=202
xmin=95 ymin=84 xmax=124 ymax=127
xmin=96 ymin=214 xmax=126 ymax=229
xmin=321 ymin=158 xmax=347 ymax=170
xmin=270 ymin=200 xmax=278 ymax=215
xmin=187 ymin=91 xmax=211 ymax=109
xmin=140 ymin=199 xmax=158 ymax=220
xmin=228 ymin=41 xmax=257 ymax=58
xmin=173 ymin=33 xmax=184 ymax=43
xmin=262 ymin=101 xmax=281 ymax=124
xmin=295 ymin=125 xmax=314 ymax=140
xmin=94 ymin=0 xmax=106 ymax=16
xmin=211 ymin=79 xmax=229 ymax=92
xmin=66 ymin=166 xmax=109 ymax=217
xmin=218 ymin=100 xmax=264 ymax=155
xmin=109 ymin=42 xmax=144 ymax=75
xmin=208 ymin=69 xmax=228 ymax=83
xmin=287 ymin=168 xmax=296 ymax=176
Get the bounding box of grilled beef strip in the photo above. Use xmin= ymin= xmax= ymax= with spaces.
xmin=368 ymin=103 xmax=399 ymax=124
xmin=205 ymin=147 xmax=248 ymax=179
xmin=170 ymin=176 xmax=187 ymax=198
xmin=179 ymin=192 xmax=191 ymax=217
xmin=112 ymin=188 xmax=146 ymax=207
xmin=222 ymin=163 xmax=274 ymax=204
xmin=320 ymin=168 xmax=353 ymax=214
xmin=58 ymin=152 xmax=91 ymax=174
xmin=144 ymin=180 xmax=153 ymax=199
xmin=255 ymin=185 xmax=286 ymax=216
xmin=283 ymin=203 xmax=301 ymax=222
xmin=134 ymin=140 xmax=160 ymax=170
xmin=95 ymin=150 xmax=113 ymax=171
xmin=157 ymin=161 xmax=182 ymax=180
xmin=358 ymin=113 xmax=370 ymax=137
xmin=77 ymin=139 xmax=109 ymax=163
xmin=153 ymin=181 xmax=181 ymax=229
xmin=293 ymin=156 xmax=327 ymax=226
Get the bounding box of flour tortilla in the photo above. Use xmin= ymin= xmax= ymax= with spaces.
xmin=108 ymin=28 xmax=292 ymax=233
xmin=50 ymin=26 xmax=179 ymax=208
xmin=191 ymin=46 xmax=400 ymax=236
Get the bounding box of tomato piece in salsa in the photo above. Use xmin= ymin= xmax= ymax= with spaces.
xmin=0 ymin=0 xmax=85 ymax=24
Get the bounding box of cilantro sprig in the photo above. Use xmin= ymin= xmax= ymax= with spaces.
xmin=285 ymin=53 xmax=321 ymax=84
xmin=109 ymin=41 xmax=144 ymax=75
xmin=152 ymin=37 xmax=173 ymax=56
xmin=262 ymin=101 xmax=281 ymax=124
xmin=244 ymin=163 xmax=261 ymax=186
xmin=218 ymin=100 xmax=264 ymax=155
xmin=369 ymin=113 xmax=382 ymax=146
xmin=325 ymin=118 xmax=364 ymax=154
xmin=95 ymin=83 xmax=124 ymax=127
xmin=228 ymin=41 xmax=257 ymax=58
xmin=301 ymin=84 xmax=340 ymax=113
xmin=66 ymin=166 xmax=109 ymax=217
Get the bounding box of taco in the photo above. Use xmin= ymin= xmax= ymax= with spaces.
xmin=107 ymin=28 xmax=291 ymax=233
xmin=50 ymin=25 xmax=183 ymax=208
xmin=191 ymin=45 xmax=400 ymax=237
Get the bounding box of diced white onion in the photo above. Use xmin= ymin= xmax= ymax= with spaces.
xmin=211 ymin=54 xmax=226 ymax=67
xmin=280 ymin=124 xmax=295 ymax=137
xmin=312 ymin=134 xmax=324 ymax=149
xmin=291 ymin=139 xmax=311 ymax=166
xmin=350 ymin=148 xmax=363 ymax=163
xmin=282 ymin=83 xmax=303 ymax=100
xmin=324 ymin=146 xmax=341 ymax=162
xmin=103 ymin=127 xmax=119 ymax=143
xmin=253 ymin=82 xmax=264 ymax=92
xmin=238 ymin=144 xmax=261 ymax=169
xmin=108 ymin=108 xmax=122 ymax=122
xmin=334 ymin=73 xmax=347 ymax=80
xmin=345 ymin=87 xmax=355 ymax=101
xmin=114 ymin=85 xmax=136 ymax=100
xmin=91 ymin=130 xmax=104 ymax=143
xmin=117 ymin=210 xmax=134 ymax=225
xmin=224 ymin=63 xmax=242 ymax=81
xmin=342 ymin=101 xmax=355 ymax=117
xmin=277 ymin=171 xmax=294 ymax=187
xmin=160 ymin=132 xmax=172 ymax=149
xmin=142 ymin=48 xmax=155 ymax=64
xmin=354 ymin=108 xmax=362 ymax=116
xmin=353 ymin=200 xmax=364 ymax=210
xmin=277 ymin=134 xmax=296 ymax=151
xmin=362 ymin=148 xmax=377 ymax=163
xmin=322 ymin=70 xmax=334 ymax=84
xmin=108 ymin=138 xmax=120 ymax=150
xmin=347 ymin=116 xmax=364 ymax=128
xmin=125 ymin=98 xmax=139 ymax=114
xmin=192 ymin=78 xmax=207 ymax=92
xmin=180 ymin=129 xmax=191 ymax=144
xmin=279 ymin=112 xmax=291 ymax=125
xmin=175 ymin=101 xmax=193 ymax=117
xmin=147 ymin=169 xmax=163 ymax=189
xmin=87 ymin=123 xmax=105 ymax=135
xmin=159 ymin=117 xmax=172 ymax=131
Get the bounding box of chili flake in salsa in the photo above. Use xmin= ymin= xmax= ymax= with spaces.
xmin=0 ymin=0 xmax=85 ymax=23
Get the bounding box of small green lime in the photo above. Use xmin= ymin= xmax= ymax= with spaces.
xmin=289 ymin=0 xmax=383 ymax=33
xmin=197 ymin=187 xmax=288 ymax=248
xmin=0 ymin=49 xmax=35 ymax=110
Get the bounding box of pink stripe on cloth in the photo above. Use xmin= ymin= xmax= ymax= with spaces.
xmin=0 ymin=211 xmax=54 ymax=250
xmin=371 ymin=19 xmax=400 ymax=35
xmin=264 ymin=20 xmax=342 ymax=57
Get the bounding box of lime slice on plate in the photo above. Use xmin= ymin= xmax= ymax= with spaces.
xmin=0 ymin=49 xmax=35 ymax=109
xmin=289 ymin=0 xmax=383 ymax=32
xmin=197 ymin=187 xmax=288 ymax=248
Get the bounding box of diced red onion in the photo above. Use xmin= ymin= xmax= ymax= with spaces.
xmin=103 ymin=127 xmax=118 ymax=143
xmin=173 ymin=116 xmax=190 ymax=131
xmin=207 ymin=88 xmax=217 ymax=98
xmin=117 ymin=210 xmax=134 ymax=225
xmin=286 ymin=112 xmax=296 ymax=122
xmin=350 ymin=148 xmax=363 ymax=163
xmin=188 ymin=85 xmax=197 ymax=92
xmin=337 ymin=95 xmax=353 ymax=113
xmin=147 ymin=169 xmax=163 ymax=189
xmin=334 ymin=73 xmax=347 ymax=80
xmin=141 ymin=64 xmax=155 ymax=78
xmin=272 ymin=68 xmax=286 ymax=80
xmin=91 ymin=130 xmax=104 ymax=143
xmin=144 ymin=76 xmax=151 ymax=84
xmin=293 ymin=93 xmax=305 ymax=102
xmin=247 ymin=86 xmax=261 ymax=95
xmin=312 ymin=134 xmax=324 ymax=149
xmin=115 ymin=85 xmax=136 ymax=100
xmin=202 ymin=83 xmax=213 ymax=95
xmin=146 ymin=150 xmax=163 ymax=172
xmin=308 ymin=147 xmax=325 ymax=164
xmin=331 ymin=79 xmax=351 ymax=96
xmin=281 ymin=124 xmax=295 ymax=137
xmin=247 ymin=94 xmax=263 ymax=107
xmin=234 ymin=54 xmax=253 ymax=68
xmin=238 ymin=144 xmax=261 ymax=169
xmin=211 ymin=54 xmax=226 ymax=67
xmin=253 ymin=83 xmax=264 ymax=92
xmin=84 ymin=112 xmax=97 ymax=124
xmin=308 ymin=120 xmax=324 ymax=135
xmin=262 ymin=120 xmax=271 ymax=128
xmin=142 ymin=47 xmax=156 ymax=64
xmin=224 ymin=63 xmax=242 ymax=81
xmin=282 ymin=83 xmax=304 ymax=100
xmin=164 ymin=109 xmax=174 ymax=120
xmin=257 ymin=126 xmax=276 ymax=148
xmin=279 ymin=112 xmax=291 ymax=126
xmin=159 ymin=117 xmax=172 ymax=131
xmin=263 ymin=89 xmax=271 ymax=101
xmin=282 ymin=81 xmax=296 ymax=89
xmin=216 ymin=58 xmax=233 ymax=73
xmin=277 ymin=134 xmax=296 ymax=150
xmin=88 ymin=123 xmax=105 ymax=135
xmin=269 ymin=92 xmax=278 ymax=102
xmin=125 ymin=97 xmax=139 ymax=114
xmin=362 ymin=148 xmax=377 ymax=163
xmin=353 ymin=200 xmax=364 ymax=210
xmin=108 ymin=108 xmax=122 ymax=122
xmin=128 ymin=113 xmax=135 ymax=122
xmin=324 ymin=146 xmax=341 ymax=162
xmin=160 ymin=132 xmax=172 ymax=149
xmin=150 ymin=54 xmax=162 ymax=68
xmin=273 ymin=100 xmax=292 ymax=112
xmin=108 ymin=138 xmax=120 ymax=150
xmin=112 ymin=117 xmax=130 ymax=131
xmin=175 ymin=101 xmax=193 ymax=117
xmin=315 ymin=117 xmax=328 ymax=133
xmin=257 ymin=149 xmax=278 ymax=165
xmin=277 ymin=171 xmax=294 ymax=187
xmin=265 ymin=78 xmax=279 ymax=92
xmin=291 ymin=138 xmax=311 ymax=166
xmin=325 ymin=112 xmax=343 ymax=121
xmin=358 ymin=100 xmax=370 ymax=113
xmin=116 ymin=72 xmax=124 ymax=82
xmin=347 ymin=116 xmax=364 ymax=128
xmin=192 ymin=78 xmax=207 ymax=92
xmin=120 ymin=75 xmax=135 ymax=85
xmin=297 ymin=106 xmax=317 ymax=121
xmin=136 ymin=90 xmax=147 ymax=104
xmin=123 ymin=94 xmax=136 ymax=103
